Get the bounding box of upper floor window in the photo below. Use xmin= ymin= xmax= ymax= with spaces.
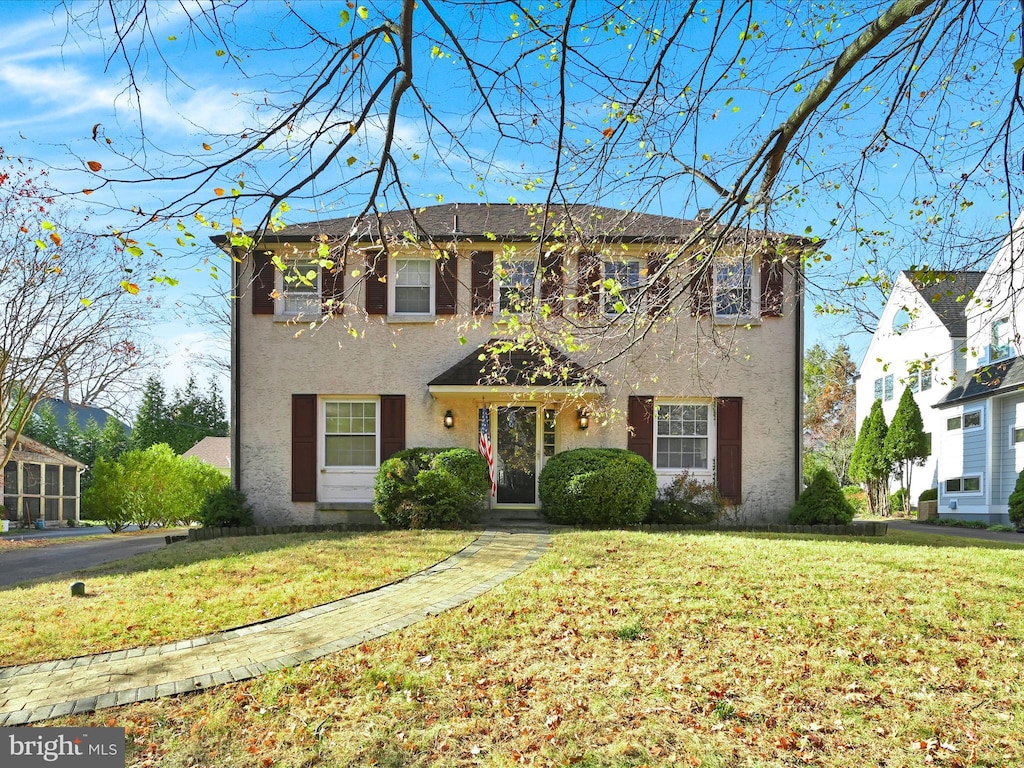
xmin=603 ymin=260 xmax=642 ymax=315
xmin=655 ymin=403 xmax=710 ymax=470
xmin=991 ymin=317 xmax=1013 ymax=362
xmin=714 ymin=256 xmax=757 ymax=318
xmin=873 ymin=378 xmax=883 ymax=401
xmin=498 ymin=259 xmax=537 ymax=313
xmin=277 ymin=260 xmax=321 ymax=316
xmin=392 ymin=258 xmax=433 ymax=315
xmin=884 ymin=374 xmax=894 ymax=401
xmin=921 ymin=364 xmax=932 ymax=391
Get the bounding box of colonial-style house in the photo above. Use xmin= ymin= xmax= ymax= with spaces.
xmin=855 ymin=270 xmax=984 ymax=503
xmin=219 ymin=203 xmax=813 ymax=525
xmin=932 ymin=218 xmax=1024 ymax=524
xmin=2 ymin=431 xmax=85 ymax=528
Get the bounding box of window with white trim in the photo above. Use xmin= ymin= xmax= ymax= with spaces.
xmin=921 ymin=364 xmax=932 ymax=391
xmin=946 ymin=415 xmax=962 ymax=431
xmin=945 ymin=476 xmax=981 ymax=494
xmin=324 ymin=400 xmax=378 ymax=467
xmin=1010 ymin=426 xmax=1024 ymax=446
xmin=884 ymin=374 xmax=894 ymax=401
xmin=873 ymin=378 xmax=883 ymax=401
xmin=277 ymin=260 xmax=321 ymax=316
xmin=497 ymin=259 xmax=536 ymax=313
xmin=655 ymin=403 xmax=710 ymax=470
xmin=713 ymin=256 xmax=757 ymax=318
xmin=991 ymin=317 xmax=1013 ymax=362
xmin=392 ymin=257 xmax=433 ymax=315
xmin=963 ymin=409 xmax=982 ymax=430
xmin=602 ymin=260 xmax=642 ymax=315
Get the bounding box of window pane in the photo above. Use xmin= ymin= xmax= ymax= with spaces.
xmin=62 ymin=466 xmax=76 ymax=497
xmin=656 ymin=437 xmax=708 ymax=469
xmin=946 ymin=416 xmax=961 ymax=431
xmin=884 ymin=375 xmax=894 ymax=401
xmin=873 ymin=378 xmax=882 ymax=400
xmin=945 ymin=478 xmax=961 ymax=492
xmin=282 ymin=261 xmax=320 ymax=314
xmin=499 ymin=260 xmax=536 ymax=311
xmin=714 ymin=259 xmax=752 ymax=316
xmin=964 ymin=411 xmax=981 ymax=429
xmin=656 ymin=403 xmax=709 ymax=469
xmin=603 ymin=261 xmax=641 ymax=313
xmin=1014 ymin=427 xmax=1024 ymax=444
xmin=325 ymin=435 xmax=376 ymax=466
xmin=963 ymin=477 xmax=981 ymax=492
xmin=395 ymin=259 xmax=432 ymax=313
xmin=44 ymin=465 xmax=59 ymax=496
xmin=921 ymin=366 xmax=932 ymax=390
xmin=909 ymin=373 xmax=919 ymax=393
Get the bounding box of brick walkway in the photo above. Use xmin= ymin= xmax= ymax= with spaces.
xmin=0 ymin=530 xmax=548 ymax=725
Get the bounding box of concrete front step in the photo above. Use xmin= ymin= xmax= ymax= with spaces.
xmin=478 ymin=509 xmax=546 ymax=524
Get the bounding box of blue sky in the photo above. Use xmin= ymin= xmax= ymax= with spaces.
xmin=2 ymin=0 xmax=1020 ymax=400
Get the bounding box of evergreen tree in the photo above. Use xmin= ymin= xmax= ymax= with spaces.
xmin=22 ymin=401 xmax=62 ymax=450
xmin=849 ymin=399 xmax=892 ymax=517
xmin=884 ymin=387 xmax=928 ymax=515
xmin=97 ymin=418 xmax=130 ymax=463
xmin=164 ymin=375 xmax=229 ymax=453
xmin=131 ymin=376 xmax=172 ymax=451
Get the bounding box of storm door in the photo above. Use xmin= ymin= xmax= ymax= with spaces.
xmin=495 ymin=406 xmax=538 ymax=505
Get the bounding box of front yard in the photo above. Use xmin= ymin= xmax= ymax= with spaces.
xmin=36 ymin=528 xmax=1024 ymax=767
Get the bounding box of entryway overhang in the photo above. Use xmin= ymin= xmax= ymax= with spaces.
xmin=426 ymin=342 xmax=606 ymax=399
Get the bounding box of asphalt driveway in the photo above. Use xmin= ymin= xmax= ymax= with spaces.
xmin=0 ymin=531 xmax=169 ymax=588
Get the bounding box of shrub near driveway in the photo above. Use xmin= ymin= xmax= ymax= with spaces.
xmin=60 ymin=530 xmax=1024 ymax=767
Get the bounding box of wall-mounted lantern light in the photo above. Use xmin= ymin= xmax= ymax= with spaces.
xmin=577 ymin=409 xmax=590 ymax=430
xmin=443 ymin=410 xmax=455 ymax=429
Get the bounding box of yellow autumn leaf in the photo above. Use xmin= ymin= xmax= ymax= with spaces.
xmin=120 ymin=281 xmax=140 ymax=295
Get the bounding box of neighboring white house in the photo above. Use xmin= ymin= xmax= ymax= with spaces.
xmin=217 ymin=203 xmax=817 ymax=526
xmin=856 ymin=270 xmax=984 ymax=503
xmin=932 ymin=217 xmax=1024 ymax=524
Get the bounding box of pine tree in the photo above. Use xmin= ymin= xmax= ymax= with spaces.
xmin=23 ymin=401 xmax=62 ymax=450
xmin=131 ymin=376 xmax=172 ymax=451
xmin=884 ymin=386 xmax=928 ymax=515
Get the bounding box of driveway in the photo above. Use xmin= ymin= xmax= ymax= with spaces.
xmin=0 ymin=531 xmax=169 ymax=588
xmin=884 ymin=518 xmax=1024 ymax=544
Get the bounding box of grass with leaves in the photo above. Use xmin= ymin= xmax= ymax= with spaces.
xmin=0 ymin=530 xmax=476 ymax=666
xmin=52 ymin=529 xmax=1023 ymax=767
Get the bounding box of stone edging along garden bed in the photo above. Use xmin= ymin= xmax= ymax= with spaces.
xmin=171 ymin=520 xmax=887 ymax=545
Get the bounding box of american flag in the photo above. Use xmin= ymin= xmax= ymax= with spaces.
xmin=479 ymin=408 xmax=496 ymax=497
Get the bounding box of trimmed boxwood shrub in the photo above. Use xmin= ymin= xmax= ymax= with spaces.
xmin=789 ymin=468 xmax=856 ymax=525
xmin=918 ymin=487 xmax=938 ymax=503
xmin=539 ymin=448 xmax=657 ymax=526
xmin=374 ymin=447 xmax=488 ymax=528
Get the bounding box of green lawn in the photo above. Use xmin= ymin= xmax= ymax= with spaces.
xmin=52 ymin=529 xmax=1023 ymax=767
xmin=0 ymin=530 xmax=476 ymax=666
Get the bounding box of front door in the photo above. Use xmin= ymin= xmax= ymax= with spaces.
xmin=495 ymin=406 xmax=538 ymax=505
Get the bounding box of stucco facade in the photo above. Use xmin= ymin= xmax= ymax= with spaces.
xmin=226 ymin=204 xmax=808 ymax=525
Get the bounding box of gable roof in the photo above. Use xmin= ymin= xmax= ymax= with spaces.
xmin=903 ymin=270 xmax=984 ymax=338
xmin=233 ymin=203 xmax=813 ymax=248
xmin=182 ymin=436 xmax=231 ymax=468
xmin=4 ymin=430 xmax=86 ymax=468
xmin=428 ymin=342 xmax=605 ymax=390
xmin=936 ymin=355 xmax=1024 ymax=408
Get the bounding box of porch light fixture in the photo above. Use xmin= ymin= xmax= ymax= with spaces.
xmin=577 ymin=409 xmax=590 ymax=430
xmin=443 ymin=410 xmax=455 ymax=429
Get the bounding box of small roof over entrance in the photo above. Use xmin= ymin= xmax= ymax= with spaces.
xmin=428 ymin=342 xmax=605 ymax=396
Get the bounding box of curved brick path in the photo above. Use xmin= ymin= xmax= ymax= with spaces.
xmin=0 ymin=530 xmax=548 ymax=725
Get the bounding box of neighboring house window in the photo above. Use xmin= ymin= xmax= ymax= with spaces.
xmin=1010 ymin=426 xmax=1024 ymax=446
xmin=991 ymin=317 xmax=1013 ymax=361
xmin=923 ymin=432 xmax=932 ymax=456
xmin=392 ymin=258 xmax=433 ymax=315
xmin=324 ymin=400 xmax=377 ymax=467
xmin=873 ymin=378 xmax=882 ymax=401
xmin=884 ymin=374 xmax=894 ymax=401
xmin=603 ymin=260 xmax=642 ymax=314
xmin=714 ymin=256 xmax=757 ymax=318
xmin=945 ymin=476 xmax=981 ymax=494
xmin=963 ymin=409 xmax=982 ymax=429
xmin=921 ymin=364 xmax=932 ymax=391
xmin=497 ymin=259 xmax=536 ymax=312
xmin=655 ymin=403 xmax=709 ymax=470
xmin=946 ymin=415 xmax=962 ymax=431
xmin=278 ymin=260 xmax=321 ymax=315
xmin=908 ymin=373 xmax=919 ymax=394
